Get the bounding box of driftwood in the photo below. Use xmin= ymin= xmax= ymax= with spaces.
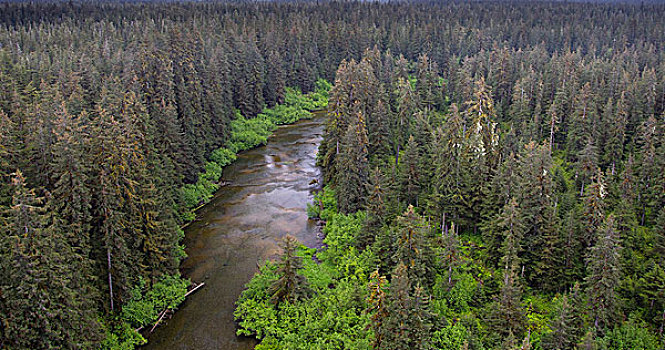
xmin=183 ymin=282 xmax=205 ymax=298
xmin=149 ymin=309 xmax=168 ymax=333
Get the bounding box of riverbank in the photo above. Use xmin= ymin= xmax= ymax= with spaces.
xmin=233 ymin=186 xmax=375 ymax=349
xmin=177 ymin=80 xmax=331 ymax=223
xmin=103 ymin=81 xmax=330 ymax=349
xmin=143 ymin=114 xmax=326 ymax=349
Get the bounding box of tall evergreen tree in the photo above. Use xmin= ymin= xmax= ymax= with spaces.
xmin=359 ymin=167 xmax=387 ymax=249
xmin=581 ymin=171 xmax=606 ymax=249
xmin=399 ymin=135 xmax=422 ymax=207
xmin=269 ymin=235 xmax=310 ymax=304
xmin=367 ymin=270 xmax=389 ymax=350
xmin=585 ymin=214 xmax=622 ymax=333
xmin=515 ymin=141 xmax=557 ymax=287
xmin=392 ymin=205 xmax=436 ymax=288
xmin=336 ymin=110 xmax=370 ymax=214
xmin=491 ymin=198 xmax=525 ymax=340
xmin=383 ymin=262 xmax=433 ymax=350
xmin=0 ymin=172 xmax=102 ymax=349
xmin=542 ymin=294 xmax=577 ymax=350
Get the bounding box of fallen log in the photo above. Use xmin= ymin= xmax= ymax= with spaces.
xmin=184 ymin=282 xmax=205 ymax=298
xmin=149 ymin=309 xmax=168 ymax=333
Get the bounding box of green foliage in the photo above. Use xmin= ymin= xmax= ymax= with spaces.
xmin=235 ymin=188 xmax=373 ymax=349
xmin=209 ymin=148 xmax=237 ymax=167
xmin=120 ymin=274 xmax=189 ymax=328
xmin=432 ymin=322 xmax=471 ymax=350
xmin=433 ymin=272 xmax=478 ymax=315
xmin=100 ymin=321 xmax=146 ymax=350
xmin=522 ymin=294 xmax=555 ymax=345
xmin=227 ymin=113 xmax=274 ymax=153
xmin=307 ymin=186 xmax=337 ymax=221
xmin=259 ymin=103 xmax=311 ymax=125
xmin=597 ymin=319 xmax=662 ymax=350
xmin=319 ymin=210 xmax=366 ymax=263
xmin=102 ymin=274 xmax=189 ymax=350
xmin=283 ymin=79 xmax=331 ymax=112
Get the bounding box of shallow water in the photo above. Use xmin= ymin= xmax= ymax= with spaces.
xmin=143 ymin=116 xmax=324 ymax=350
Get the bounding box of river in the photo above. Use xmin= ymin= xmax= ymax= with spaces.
xmin=144 ymin=115 xmax=325 ymax=350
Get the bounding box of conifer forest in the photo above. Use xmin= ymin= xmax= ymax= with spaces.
xmin=0 ymin=0 xmax=664 ymax=349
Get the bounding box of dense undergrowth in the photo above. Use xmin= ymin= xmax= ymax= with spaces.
xmin=235 ymin=187 xmax=375 ymax=349
xmin=236 ymin=186 xmax=663 ymax=350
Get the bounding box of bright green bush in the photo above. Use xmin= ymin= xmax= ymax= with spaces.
xmin=235 ymin=186 xmax=372 ymax=350
xmin=121 ymin=274 xmax=189 ymax=328
xmin=598 ymin=319 xmax=662 ymax=350
xmin=100 ymin=321 xmax=146 ymax=350
xmin=432 ymin=322 xmax=471 ymax=350
xmin=318 ymin=210 xmax=366 ymax=264
xmin=103 ymin=274 xmax=189 ymax=350
xmin=228 ymin=114 xmax=273 ymax=153
xmin=307 ymin=186 xmax=337 ymax=220
xmin=209 ymin=147 xmax=237 ymax=167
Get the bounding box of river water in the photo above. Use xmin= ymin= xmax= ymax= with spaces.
xmin=144 ymin=116 xmax=324 ymax=350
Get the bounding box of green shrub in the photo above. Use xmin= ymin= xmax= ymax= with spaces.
xmin=103 ymin=274 xmax=189 ymax=350
xmin=120 ymin=275 xmax=189 ymax=328
xmin=210 ymin=147 xmax=237 ymax=167
xmin=432 ymin=322 xmax=470 ymax=350
xmin=599 ymin=319 xmax=662 ymax=350
xmin=100 ymin=321 xmax=146 ymax=350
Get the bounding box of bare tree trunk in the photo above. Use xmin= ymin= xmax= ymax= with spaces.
xmin=107 ymin=247 xmax=114 ymax=311
xmin=549 ymin=117 xmax=555 ymax=156
xmin=442 ymin=212 xmax=447 ymax=235
xmin=395 ymin=143 xmax=400 ymax=168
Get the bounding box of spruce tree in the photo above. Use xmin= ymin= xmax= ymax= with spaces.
xmin=383 ymin=262 xmax=433 ymax=350
xmin=492 ymin=198 xmax=525 ymax=340
xmin=367 ymin=270 xmax=389 ymax=350
xmin=636 ymin=115 xmax=660 ymax=226
xmin=542 ymin=294 xmax=577 ymax=350
xmin=265 ymin=50 xmax=286 ymax=107
xmin=585 ymin=214 xmax=622 ymax=333
xmin=400 ymin=135 xmax=422 ymax=207
xmin=90 ymin=84 xmax=145 ymax=309
xmin=0 ymin=171 xmax=102 ymax=349
xmin=359 ymin=167 xmax=387 ymax=249
xmin=600 ymin=97 xmax=626 ymax=175
xmin=567 ymin=83 xmax=597 ymax=161
xmin=269 ymin=235 xmax=310 ymax=304
xmin=336 ymin=110 xmax=370 ymax=214
xmin=415 ymin=53 xmax=441 ymax=111
xmin=581 ymin=171 xmax=606 ymax=249
xmin=0 ymin=109 xmax=15 ymax=206
xmin=392 ymin=205 xmax=436 ymax=288
xmin=516 ymin=141 xmax=557 ymax=287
